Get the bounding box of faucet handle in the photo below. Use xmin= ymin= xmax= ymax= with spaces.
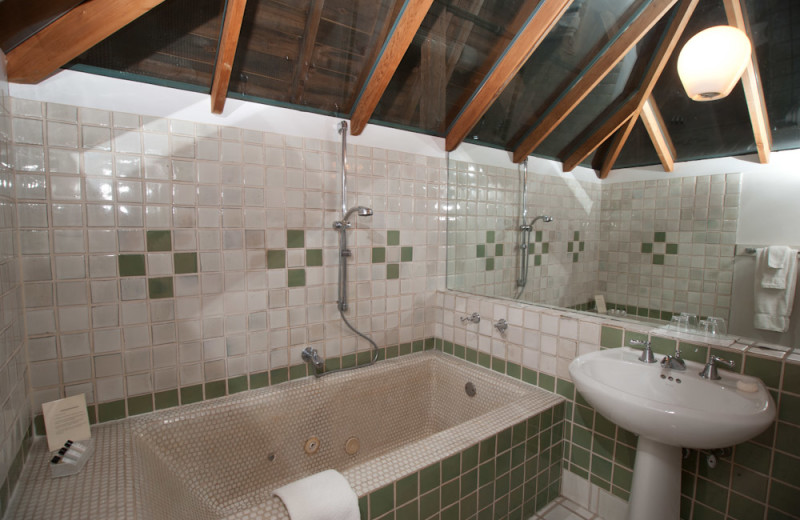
xmin=710 ymin=355 xmax=734 ymax=369
xmin=699 ymin=355 xmax=735 ymax=380
xmin=628 ymin=339 xmax=657 ymax=364
xmin=460 ymin=312 xmax=481 ymax=324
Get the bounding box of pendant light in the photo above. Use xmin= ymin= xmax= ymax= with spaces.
xmin=677 ymin=26 xmax=751 ymax=101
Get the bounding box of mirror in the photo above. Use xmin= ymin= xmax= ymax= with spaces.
xmin=446 ymin=152 xmax=800 ymax=349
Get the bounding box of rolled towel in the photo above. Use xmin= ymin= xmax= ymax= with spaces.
xmin=760 ymin=246 xmax=794 ymax=289
xmin=273 ymin=469 xmax=360 ymax=520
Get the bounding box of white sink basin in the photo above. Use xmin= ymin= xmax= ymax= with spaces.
xmin=568 ymin=347 xmax=776 ymax=520
xmin=569 ymin=347 xmax=775 ymax=449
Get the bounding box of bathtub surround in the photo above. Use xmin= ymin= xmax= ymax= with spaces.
xmin=0 ymin=52 xmax=33 ymax=515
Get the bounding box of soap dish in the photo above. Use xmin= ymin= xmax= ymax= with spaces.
xmin=50 ymin=439 xmax=94 ymax=478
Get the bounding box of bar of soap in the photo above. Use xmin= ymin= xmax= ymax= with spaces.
xmin=736 ymin=380 xmax=759 ymax=393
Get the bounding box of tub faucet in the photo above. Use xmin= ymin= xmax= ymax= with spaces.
xmin=301 ymin=346 xmax=325 ymax=374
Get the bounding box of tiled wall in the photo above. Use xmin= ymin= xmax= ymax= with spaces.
xmin=0 ymin=54 xmax=32 ymax=514
xmin=433 ymin=290 xmax=800 ymax=520
xmin=446 ymin=159 xmax=601 ymax=309
xmin=11 ymin=97 xmax=445 ymax=427
xmin=598 ymin=174 xmax=740 ymax=321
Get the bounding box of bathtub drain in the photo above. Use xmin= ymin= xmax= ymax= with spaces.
xmin=344 ymin=437 xmax=360 ymax=455
xmin=304 ymin=436 xmax=321 ymax=455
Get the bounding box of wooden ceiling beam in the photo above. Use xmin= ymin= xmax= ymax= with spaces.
xmin=290 ymin=0 xmax=325 ymax=104
xmin=561 ymin=0 xmax=698 ymax=172
xmin=6 ymin=0 xmax=169 ymax=84
xmin=640 ymin=95 xmax=676 ymax=171
xmin=445 ymin=0 xmax=574 ymax=152
xmin=210 ymin=0 xmax=248 ymax=114
xmin=723 ymin=0 xmax=772 ymax=164
xmin=512 ymin=0 xmax=679 ymax=164
xmin=349 ymin=0 xmax=435 ymax=136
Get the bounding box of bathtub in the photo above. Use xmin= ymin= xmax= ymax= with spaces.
xmin=132 ymin=350 xmax=565 ymax=520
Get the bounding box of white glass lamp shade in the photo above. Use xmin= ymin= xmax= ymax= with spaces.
xmin=677 ymin=26 xmax=751 ymax=101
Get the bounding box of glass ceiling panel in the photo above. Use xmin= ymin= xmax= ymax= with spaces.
xmin=744 ymin=0 xmax=800 ymax=152
xmin=229 ymin=0 xmax=401 ymax=116
xmin=608 ymin=117 xmax=661 ymax=169
xmin=536 ymin=15 xmax=667 ymax=160
xmin=470 ymin=0 xmax=651 ymax=147
xmin=373 ymin=0 xmax=533 ymax=135
xmin=652 ymin=0 xmax=756 ymax=161
xmin=69 ymin=0 xmax=225 ymax=92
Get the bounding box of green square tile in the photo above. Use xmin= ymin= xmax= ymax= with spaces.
xmin=127 ymin=395 xmax=153 ymax=416
xmin=387 ymin=263 xmax=400 ymax=279
xmin=267 ymin=249 xmax=286 ymax=269
xmin=228 ymin=375 xmax=248 ymax=394
xmin=679 ymin=342 xmax=709 ymax=364
xmin=731 ymin=466 xmax=768 ymax=501
xmin=641 ymin=243 xmax=653 ymax=253
xmin=495 ymin=244 xmax=503 ymax=256
xmin=98 ymin=400 xmax=126 ymax=422
xmin=148 ymin=277 xmax=173 ymax=299
xmin=290 ymin=364 xmax=307 ymax=379
xmin=771 ymin=452 xmax=800 ymax=487
xmin=485 ymin=258 xmax=494 ymax=271
xmin=538 ymin=373 xmax=555 ymax=392
xmin=442 ymin=454 xmax=460 ymax=482
xmin=119 ymin=254 xmax=146 ymax=276
xmin=476 ymin=244 xmax=485 ymax=258
xmin=306 ymin=249 xmax=323 ymax=267
xmin=370 ymin=484 xmax=394 ymax=518
xmin=591 ymin=455 xmax=612 ymax=481
xmin=180 ymin=385 xmax=203 ymax=404
xmin=573 ymin=231 xmax=580 ymax=241
xmin=534 ymin=255 xmax=541 ymax=266
xmin=396 ymin=473 xmax=419 ymax=505
xmin=486 ymin=231 xmax=495 ymax=243
xmin=154 ymin=390 xmax=178 ymax=410
xmin=744 ymin=355 xmax=782 ymax=389
xmin=654 ymin=231 xmax=666 ymax=243
xmin=420 ymin=488 xmax=440 ymax=519
xmin=387 ymin=230 xmax=400 ymax=246
xmin=594 ymin=414 xmax=616 ymax=439
xmin=579 ymin=241 xmax=585 ymax=251
xmin=34 ymin=415 xmax=45 ymax=436
xmin=205 ymin=380 xmax=226 ymax=400
xmin=568 ymin=242 xmax=574 ymax=253
xmin=573 ymin=253 xmax=579 ymax=263
xmin=270 ymin=367 xmax=289 ymax=385
xmin=146 ymin=230 xmax=171 ymax=251
xmin=441 ymin=479 xmax=459 ymax=507
xmin=556 ymin=379 xmax=574 ymax=399
xmin=401 ymin=246 xmax=413 ymax=262
xmin=734 ymin=442 xmax=771 ymax=474
xmin=652 ymin=254 xmax=664 ymax=265
xmin=535 ymin=230 xmax=543 ymax=242
xmin=666 ymin=243 xmax=678 ymax=254
xmin=420 ymin=463 xmax=440 ymax=494
xmin=778 ymin=393 xmax=800 ymax=425
xmin=287 ymin=229 xmax=304 ymax=248
xmin=288 ymin=269 xmax=306 ymax=287
xmin=600 ymin=326 xmax=623 ymax=348
xmin=769 ymin=481 xmax=800 ymax=516
xmin=783 ymin=363 xmax=800 ymax=394
xmin=650 ymin=336 xmax=676 ymax=356
xmin=396 ymin=500 xmax=418 ymax=520
xmin=728 ymin=493 xmax=765 ymax=520
xmin=542 ymin=242 xmax=550 ymax=254
xmin=572 ymin=426 xmax=592 ymax=449
xmin=462 ymin=444 xmax=479 ymax=471
xmin=173 ymin=252 xmax=197 ymax=274
xmin=692 ymin=503 xmax=724 ymax=520
xmin=372 ymin=247 xmax=386 ymax=263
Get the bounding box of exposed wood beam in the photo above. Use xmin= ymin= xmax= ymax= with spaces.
xmin=598 ymin=119 xmax=635 ymax=179
xmin=291 ymin=0 xmax=325 ymax=105
xmin=210 ymin=0 xmax=248 ymax=114
xmin=723 ymin=0 xmax=772 ymax=163
xmin=512 ymin=0 xmax=679 ymax=164
xmin=640 ymin=95 xmax=676 ymax=171
xmin=6 ymin=0 xmax=169 ymax=83
xmin=445 ymin=0 xmax=574 ymax=152
xmin=562 ymin=0 xmax=698 ymax=172
xmin=349 ymin=0 xmax=435 ymax=136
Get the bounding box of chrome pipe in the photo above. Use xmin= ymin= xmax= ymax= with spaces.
xmin=338 ymin=121 xmax=348 ymax=219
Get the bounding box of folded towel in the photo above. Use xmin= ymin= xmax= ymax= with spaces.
xmin=274 ymin=470 xmax=360 ymax=520
xmin=760 ymin=246 xmax=795 ymax=289
xmin=754 ymin=247 xmax=798 ymax=332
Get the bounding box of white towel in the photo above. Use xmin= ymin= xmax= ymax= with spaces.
xmin=273 ymin=470 xmax=360 ymax=520
xmin=754 ymin=247 xmax=798 ymax=332
xmin=761 ymin=246 xmax=794 ymax=289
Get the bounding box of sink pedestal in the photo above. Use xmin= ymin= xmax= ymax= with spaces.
xmin=627 ymin=437 xmax=681 ymax=520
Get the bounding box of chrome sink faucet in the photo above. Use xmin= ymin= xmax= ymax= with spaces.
xmin=629 ymin=339 xmax=657 ymax=364
xmin=699 ymin=355 xmax=735 ymax=380
xmin=661 ymin=346 xmax=686 ymax=371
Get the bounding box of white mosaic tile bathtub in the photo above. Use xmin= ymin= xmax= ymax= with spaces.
xmin=9 ymin=351 xmax=564 ymax=519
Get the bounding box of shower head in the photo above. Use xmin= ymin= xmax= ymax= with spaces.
xmin=343 ymin=206 xmax=374 ymax=221
xmin=528 ymin=215 xmax=554 ymax=227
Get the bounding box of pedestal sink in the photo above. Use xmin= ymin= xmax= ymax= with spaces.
xmin=569 ymin=347 xmax=775 ymax=520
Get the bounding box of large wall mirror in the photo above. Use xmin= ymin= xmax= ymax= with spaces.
xmin=446 ymin=152 xmax=800 ymax=349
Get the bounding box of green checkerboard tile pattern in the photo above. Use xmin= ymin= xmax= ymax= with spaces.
xmin=642 ymin=232 xmax=678 ymax=265
xmin=567 ymin=231 xmax=584 ymax=263
xmin=475 ymin=231 xmax=509 ymax=272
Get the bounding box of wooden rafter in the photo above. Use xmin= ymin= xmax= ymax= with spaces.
xmin=562 ymin=0 xmax=698 ymax=172
xmin=512 ymin=0 xmax=679 ymax=164
xmin=6 ymin=0 xmax=168 ymax=84
xmin=349 ymin=0 xmax=435 ymax=136
xmin=445 ymin=0 xmax=574 ymax=152
xmin=723 ymin=0 xmax=772 ymax=163
xmin=640 ymin=95 xmax=676 ymax=171
xmin=291 ymin=0 xmax=325 ymax=105
xmin=210 ymin=0 xmax=248 ymax=114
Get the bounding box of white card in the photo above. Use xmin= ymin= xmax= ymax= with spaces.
xmin=595 ymin=295 xmax=607 ymax=314
xmin=42 ymin=394 xmax=91 ymax=452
